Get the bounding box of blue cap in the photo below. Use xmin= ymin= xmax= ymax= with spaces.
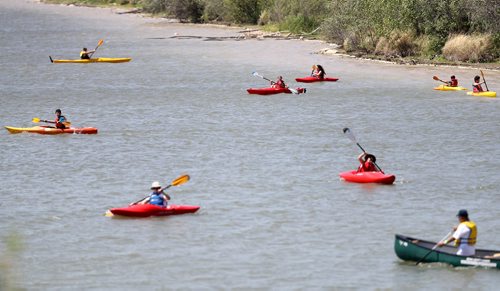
xmin=456 ymin=209 xmax=468 ymax=217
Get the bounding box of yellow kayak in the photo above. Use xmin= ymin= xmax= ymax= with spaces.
xmin=5 ymin=126 xmax=98 ymax=134
xmin=433 ymin=85 xmax=467 ymax=91
xmin=49 ymin=57 xmax=131 ymax=63
xmin=466 ymin=91 xmax=497 ymax=98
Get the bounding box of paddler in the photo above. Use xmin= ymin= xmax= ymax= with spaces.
xmin=357 ymin=153 xmax=378 ymax=172
xmin=311 ymin=64 xmax=326 ymax=79
xmin=446 ymin=75 xmax=458 ymax=87
xmin=54 ymin=109 xmax=68 ymax=129
xmin=80 ymin=47 xmax=95 ymax=60
xmin=473 ymin=75 xmax=485 ymax=92
xmin=272 ymin=76 xmax=287 ymax=88
xmin=437 ymin=209 xmax=477 ymax=256
xmin=137 ymin=181 xmax=171 ymax=207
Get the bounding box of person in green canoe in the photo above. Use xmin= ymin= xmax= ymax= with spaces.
xmin=437 ymin=209 xmax=477 ymax=256
xmin=80 ymin=47 xmax=95 ymax=60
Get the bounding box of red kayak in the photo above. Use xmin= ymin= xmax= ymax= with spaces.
xmin=107 ymin=204 xmax=200 ymax=218
xmin=295 ymin=76 xmax=339 ymax=83
xmin=339 ymin=170 xmax=395 ymax=184
xmin=247 ymin=87 xmax=306 ymax=95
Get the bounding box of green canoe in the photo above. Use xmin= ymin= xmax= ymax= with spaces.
xmin=394 ymin=234 xmax=500 ymax=269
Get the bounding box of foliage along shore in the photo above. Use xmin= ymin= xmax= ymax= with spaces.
xmin=41 ymin=0 xmax=500 ymax=70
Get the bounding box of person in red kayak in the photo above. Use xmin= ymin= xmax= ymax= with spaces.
xmin=437 ymin=209 xmax=477 ymax=256
xmin=272 ymin=76 xmax=287 ymax=88
xmin=446 ymin=75 xmax=458 ymax=87
xmin=80 ymin=47 xmax=95 ymax=60
xmin=472 ymin=75 xmax=485 ymax=92
xmin=54 ymin=109 xmax=68 ymax=129
xmin=137 ymin=181 xmax=171 ymax=207
xmin=357 ymin=153 xmax=378 ymax=172
xmin=311 ymin=64 xmax=326 ymax=79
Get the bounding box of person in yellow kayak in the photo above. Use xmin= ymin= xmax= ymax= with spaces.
xmin=137 ymin=182 xmax=171 ymax=207
xmin=311 ymin=64 xmax=326 ymax=79
xmin=472 ymin=75 xmax=485 ymax=92
xmin=437 ymin=209 xmax=477 ymax=256
xmin=272 ymin=76 xmax=287 ymax=88
xmin=80 ymin=47 xmax=95 ymax=60
xmin=357 ymin=153 xmax=378 ymax=172
xmin=54 ymin=109 xmax=68 ymax=129
xmin=446 ymin=75 xmax=458 ymax=87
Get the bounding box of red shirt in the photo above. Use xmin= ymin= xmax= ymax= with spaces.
xmin=450 ymin=79 xmax=458 ymax=87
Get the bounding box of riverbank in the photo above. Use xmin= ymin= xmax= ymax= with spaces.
xmin=39 ymin=0 xmax=500 ymax=71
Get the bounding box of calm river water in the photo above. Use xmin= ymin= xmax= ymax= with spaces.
xmin=0 ymin=0 xmax=499 ymax=289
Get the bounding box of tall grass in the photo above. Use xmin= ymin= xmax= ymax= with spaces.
xmin=442 ymin=34 xmax=493 ymax=62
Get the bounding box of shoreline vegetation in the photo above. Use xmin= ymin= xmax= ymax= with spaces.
xmin=40 ymin=0 xmax=500 ymax=70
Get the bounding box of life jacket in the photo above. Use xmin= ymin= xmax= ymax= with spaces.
xmin=55 ymin=115 xmax=67 ymax=129
xmin=274 ymin=80 xmax=286 ymax=88
xmin=149 ymin=193 xmax=166 ymax=207
xmin=80 ymin=51 xmax=90 ymax=59
xmin=473 ymin=83 xmax=483 ymax=93
xmin=450 ymin=79 xmax=458 ymax=87
xmin=455 ymin=221 xmax=477 ymax=246
xmin=358 ymin=161 xmax=377 ymax=172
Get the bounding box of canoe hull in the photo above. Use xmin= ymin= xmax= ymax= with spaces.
xmin=247 ymin=87 xmax=306 ymax=95
xmin=108 ymin=204 xmax=200 ymax=218
xmin=433 ymin=85 xmax=467 ymax=91
xmin=51 ymin=57 xmax=131 ymax=63
xmin=466 ymin=91 xmax=496 ymax=98
xmin=295 ymin=76 xmax=339 ymax=83
xmin=5 ymin=126 xmax=98 ymax=135
xmin=339 ymin=170 xmax=395 ymax=184
xmin=394 ymin=234 xmax=500 ymax=269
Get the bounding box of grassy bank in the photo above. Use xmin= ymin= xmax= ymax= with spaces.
xmin=42 ymin=0 xmax=500 ymax=68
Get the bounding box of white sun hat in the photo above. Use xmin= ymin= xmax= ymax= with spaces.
xmin=150 ymin=181 xmax=162 ymax=189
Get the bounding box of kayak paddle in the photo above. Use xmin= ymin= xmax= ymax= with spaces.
xmin=252 ymin=72 xmax=299 ymax=94
xmin=89 ymin=39 xmax=104 ymax=59
xmin=342 ymin=127 xmax=384 ymax=173
xmin=432 ymin=76 xmax=447 ymax=84
xmin=480 ymin=70 xmax=489 ymax=91
xmin=415 ymin=231 xmax=452 ymax=265
xmin=130 ymin=174 xmax=190 ymax=205
xmin=32 ymin=117 xmax=71 ymax=127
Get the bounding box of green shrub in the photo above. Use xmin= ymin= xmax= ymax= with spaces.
xmin=223 ymin=0 xmax=261 ymax=24
xmin=278 ymin=14 xmax=318 ymax=34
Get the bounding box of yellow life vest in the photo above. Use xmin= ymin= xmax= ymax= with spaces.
xmin=80 ymin=51 xmax=90 ymax=59
xmin=455 ymin=221 xmax=477 ymax=246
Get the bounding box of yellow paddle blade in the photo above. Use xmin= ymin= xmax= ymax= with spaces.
xmin=171 ymin=174 xmax=190 ymax=186
xmin=32 ymin=117 xmax=41 ymax=123
xmin=97 ymin=39 xmax=104 ymax=47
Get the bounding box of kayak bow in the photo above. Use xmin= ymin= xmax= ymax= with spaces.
xmin=339 ymin=170 xmax=395 ymax=184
